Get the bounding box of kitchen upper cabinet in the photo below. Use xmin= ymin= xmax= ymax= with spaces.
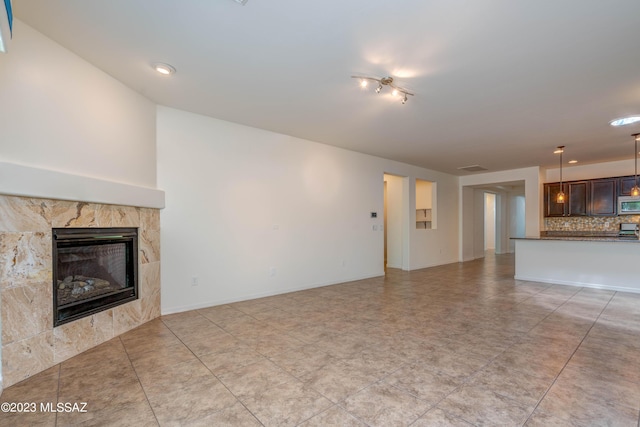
xmin=544 ymin=181 xmax=589 ymax=217
xmin=620 ymin=176 xmax=638 ymax=196
xmin=568 ymin=181 xmax=589 ymax=216
xmin=544 ymin=174 xmax=640 ymax=217
xmin=545 ymin=183 xmax=568 ymax=216
xmin=590 ymin=178 xmax=617 ymax=216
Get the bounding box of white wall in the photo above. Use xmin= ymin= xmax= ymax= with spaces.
xmin=460 ymin=166 xmax=541 ymax=240
xmin=0 ymin=21 xmax=161 ymax=391
xmin=484 ymin=193 xmax=496 ymax=250
xmin=384 ymin=174 xmax=405 ymax=269
xmin=545 ymin=158 xmax=635 ymax=183
xmin=473 ymin=190 xmax=485 ymax=258
xmin=461 ymin=187 xmax=475 ymax=261
xmin=0 ymin=20 xmax=158 ymax=189
xmin=409 ymin=175 xmax=456 ymax=270
xmin=510 ymin=194 xmax=526 ymax=252
xmin=157 ymin=107 xmax=460 ymax=313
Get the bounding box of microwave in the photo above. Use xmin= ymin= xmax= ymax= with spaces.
xmin=618 ymin=196 xmax=640 ymax=214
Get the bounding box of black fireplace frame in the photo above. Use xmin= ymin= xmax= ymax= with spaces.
xmin=52 ymin=227 xmax=138 ymax=327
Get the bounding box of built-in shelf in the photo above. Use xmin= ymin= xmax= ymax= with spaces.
xmin=416 ymin=208 xmax=432 ymax=229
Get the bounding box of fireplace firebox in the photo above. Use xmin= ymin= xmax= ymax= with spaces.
xmin=53 ymin=228 xmax=138 ymax=326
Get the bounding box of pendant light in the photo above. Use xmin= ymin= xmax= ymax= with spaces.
xmin=556 ymin=146 xmax=565 ymax=203
xmin=631 ymin=133 xmax=640 ymax=197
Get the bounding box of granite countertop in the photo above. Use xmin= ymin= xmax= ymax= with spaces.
xmin=513 ymin=232 xmax=640 ymax=243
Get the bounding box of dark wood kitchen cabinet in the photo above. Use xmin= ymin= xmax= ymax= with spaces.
xmin=544 ymin=181 xmax=588 ymax=217
xmin=567 ymin=181 xmax=589 ymax=216
xmin=544 ymin=183 xmax=567 ymax=216
xmin=590 ymin=178 xmax=617 ymax=216
xmin=620 ymin=176 xmax=639 ymax=196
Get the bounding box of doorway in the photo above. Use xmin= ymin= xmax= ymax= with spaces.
xmin=461 ymin=181 xmax=525 ymax=261
xmin=383 ymin=173 xmax=409 ymax=271
xmin=484 ymin=193 xmax=496 ymax=252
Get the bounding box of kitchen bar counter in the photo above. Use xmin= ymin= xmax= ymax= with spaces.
xmin=514 ymin=235 xmax=640 ymax=243
xmin=513 ymin=237 xmax=640 ymax=294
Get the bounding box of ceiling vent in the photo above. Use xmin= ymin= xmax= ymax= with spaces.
xmin=457 ymin=165 xmax=488 ymax=172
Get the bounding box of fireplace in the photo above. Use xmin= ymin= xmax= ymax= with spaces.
xmin=53 ymin=227 xmax=138 ymax=326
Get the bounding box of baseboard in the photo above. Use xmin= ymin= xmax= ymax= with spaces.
xmin=161 ymin=271 xmax=385 ymax=315
xmin=514 ymin=275 xmax=640 ymax=294
xmin=408 ymin=258 xmax=460 ymax=271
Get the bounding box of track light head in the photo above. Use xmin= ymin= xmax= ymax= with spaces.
xmin=351 ymin=75 xmax=414 ymax=103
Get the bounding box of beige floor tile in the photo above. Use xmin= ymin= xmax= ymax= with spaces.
xmin=536 ymin=382 xmax=639 ymax=427
xmin=241 ymin=380 xmax=333 ymax=426
xmin=180 ymin=330 xmax=242 ymax=357
xmin=181 ymin=401 xmax=261 ymax=427
xmin=0 ymin=366 xmax=59 ymax=427
xmin=267 ymin=344 xmax=339 ymax=379
xmin=341 ymin=382 xmax=432 ymax=427
xmin=412 ymin=408 xmax=475 ymax=426
xmin=436 ymin=384 xmax=530 ymax=426
xmin=383 ymin=363 xmax=461 ymax=405
xmin=465 ymin=363 xmax=550 ymax=410
xmin=301 ymin=360 xmax=378 ymax=403
xmin=298 ymin=405 xmax=366 ymax=426
xmin=2 ymin=253 xmax=639 ymax=426
xmin=138 ymin=359 xmax=238 ymax=425
xmin=55 ymin=400 xmax=158 ymax=427
xmin=199 ymin=344 xmax=267 ymax=376
xmin=553 ymin=366 xmax=640 ymax=413
xmin=488 ymin=346 xmax=569 ymax=381
xmin=217 ymin=358 xmax=295 ymax=399
xmin=412 ymin=345 xmax=489 ymax=379
xmin=128 ymin=342 xmax=197 ymax=374
xmin=523 ymin=409 xmax=583 ymax=426
xmin=120 ymin=326 xmax=182 ymax=357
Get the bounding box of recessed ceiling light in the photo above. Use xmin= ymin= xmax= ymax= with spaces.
xmin=152 ymin=62 xmax=176 ymax=76
xmin=568 ymin=160 xmax=578 ymax=164
xmin=233 ymin=0 xmax=248 ymax=5
xmin=553 ymin=148 xmax=564 ymax=154
xmin=610 ymin=116 xmax=640 ymax=127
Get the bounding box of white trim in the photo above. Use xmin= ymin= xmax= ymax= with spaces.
xmin=514 ymin=275 xmax=640 ymax=294
xmin=0 ymin=161 xmax=165 ymax=208
xmin=161 ymin=272 xmax=384 ymax=315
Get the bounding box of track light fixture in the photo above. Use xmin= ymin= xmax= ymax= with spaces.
xmin=352 ymin=75 xmax=414 ymax=104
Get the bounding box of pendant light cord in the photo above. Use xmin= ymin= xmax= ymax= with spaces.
xmin=559 ymin=148 xmax=563 ymax=188
xmin=633 ymin=134 xmax=638 ymax=187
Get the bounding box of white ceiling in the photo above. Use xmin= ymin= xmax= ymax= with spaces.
xmin=13 ymin=0 xmax=640 ymax=175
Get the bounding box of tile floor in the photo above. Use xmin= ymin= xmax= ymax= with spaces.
xmin=1 ymin=253 xmax=640 ymax=426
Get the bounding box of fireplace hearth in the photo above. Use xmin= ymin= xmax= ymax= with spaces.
xmin=53 ymin=227 xmax=138 ymax=326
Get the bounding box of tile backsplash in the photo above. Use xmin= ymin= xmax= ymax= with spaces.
xmin=545 ymin=215 xmax=640 ymax=232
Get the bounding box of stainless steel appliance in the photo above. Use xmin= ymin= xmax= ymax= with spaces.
xmin=618 ymin=196 xmax=640 ymax=214
xmin=618 ymin=222 xmax=640 ymax=238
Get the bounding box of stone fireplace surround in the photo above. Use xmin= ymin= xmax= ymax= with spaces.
xmin=0 ymin=195 xmax=161 ymax=388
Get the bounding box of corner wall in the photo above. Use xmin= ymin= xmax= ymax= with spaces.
xmin=0 ymin=20 xmax=157 ymax=188
xmin=157 ymin=107 xmax=460 ymax=314
xmin=0 ymin=20 xmax=163 ymax=391
xmin=459 ymin=167 xmax=541 ymax=261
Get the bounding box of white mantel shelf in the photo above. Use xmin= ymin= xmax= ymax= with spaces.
xmin=514 ymin=238 xmax=640 ymax=294
xmin=0 ymin=161 xmax=165 ymax=209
